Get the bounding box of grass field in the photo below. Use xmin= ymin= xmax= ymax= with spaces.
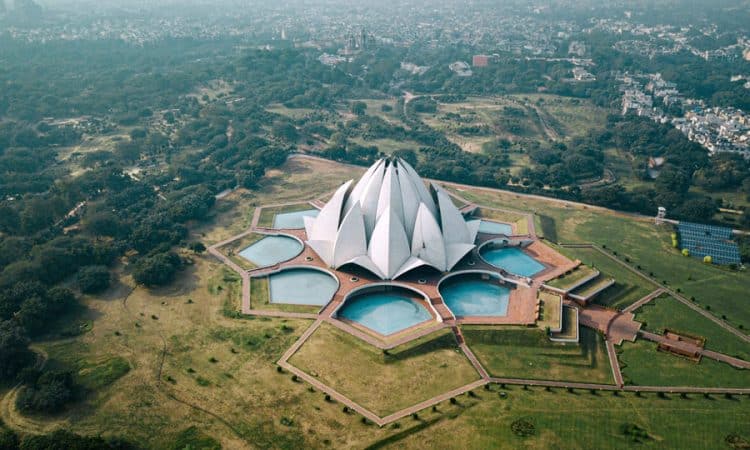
xmin=563 ymin=248 xmax=657 ymax=310
xmin=546 ymin=264 xmax=597 ymax=291
xmin=618 ymin=340 xmax=749 ymax=388
xmin=633 ymin=294 xmax=750 ymax=360
xmin=350 ymin=137 xmax=421 ymax=155
xmin=462 ymin=326 xmax=612 ymax=384
xmin=373 ymin=386 xmax=750 ymax=450
xmin=536 ymin=292 xmax=562 ymax=331
xmin=289 ymin=325 xmax=480 ymax=416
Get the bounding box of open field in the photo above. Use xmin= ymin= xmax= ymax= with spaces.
xmin=463 ymin=326 xmax=612 ymax=384
xmin=618 ymin=340 xmax=749 ymax=388
xmin=449 ymin=185 xmax=750 ymax=329
xmin=289 ymin=325 xmax=480 ymax=416
xmin=375 ymin=386 xmax=750 ymax=450
xmin=266 ymin=104 xmax=319 ymax=119
xmin=350 ymin=137 xmax=422 ymax=155
xmin=634 ymin=294 xmax=750 ymax=360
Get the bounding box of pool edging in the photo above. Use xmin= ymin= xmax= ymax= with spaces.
xmin=239 ymin=232 xmax=306 ymax=270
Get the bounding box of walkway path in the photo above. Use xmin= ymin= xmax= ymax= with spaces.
xmin=623 ymin=288 xmax=667 ymax=313
xmin=605 ymin=340 xmax=625 ymax=388
xmin=583 ymin=244 xmax=750 ymax=345
xmin=639 ymin=330 xmax=750 ymax=369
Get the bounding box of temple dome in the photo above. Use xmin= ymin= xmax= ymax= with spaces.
xmin=304 ymin=158 xmax=480 ymax=279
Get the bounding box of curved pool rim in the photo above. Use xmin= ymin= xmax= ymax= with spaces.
xmin=257 ymin=265 xmax=340 ymax=311
xmin=475 ymin=238 xmax=546 ymax=278
xmin=333 ymin=283 xmax=440 ymax=335
xmin=437 ymin=270 xmax=512 ymax=319
xmin=239 ymin=232 xmax=305 ymax=269
xmin=476 ymin=219 xmax=514 ymax=235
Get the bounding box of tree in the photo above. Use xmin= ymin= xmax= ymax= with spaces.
xmin=19 ymin=430 xmax=136 ymax=450
xmin=77 ymin=266 xmax=111 ymax=294
xmin=351 ymin=101 xmax=367 ymax=116
xmin=132 ymin=253 xmax=181 ymax=287
xmin=16 ymin=370 xmax=76 ymax=414
xmin=0 ymin=320 xmax=34 ymax=381
xmin=0 ymin=427 xmax=19 ymax=450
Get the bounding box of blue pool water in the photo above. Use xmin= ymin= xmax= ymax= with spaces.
xmin=480 ymin=247 xmax=545 ymax=277
xmin=273 ymin=209 xmax=319 ymax=229
xmin=337 ymin=293 xmax=432 ymax=335
xmin=268 ymin=268 xmax=338 ymax=306
xmin=440 ymin=279 xmax=510 ymax=317
xmin=239 ymin=235 xmax=303 ymax=267
xmin=477 ymin=220 xmax=513 ymax=235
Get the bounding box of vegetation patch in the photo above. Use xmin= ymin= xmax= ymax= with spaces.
xmin=170 ymin=426 xmax=221 ymax=450
xmin=618 ymin=340 xmax=748 ymax=388
xmin=289 ymin=324 xmax=479 ymax=416
xmin=634 ymin=294 xmax=749 ymax=360
xmin=510 ymin=418 xmax=536 ymax=437
xmin=464 ymin=326 xmax=611 ymax=383
xmin=620 ymin=423 xmax=653 ymax=443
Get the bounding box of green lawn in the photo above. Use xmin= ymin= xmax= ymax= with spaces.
xmin=570 ymin=276 xmax=614 ymax=299
xmin=633 ymin=295 xmax=750 ymax=360
xmin=618 ymin=340 xmax=749 ymax=388
xmin=546 ymin=264 xmax=597 ymax=290
xmin=562 ymin=247 xmax=657 ymax=310
xmin=38 ymin=341 xmax=131 ymax=392
xmin=289 ymin=325 xmax=480 ymax=416
xmin=537 ymin=292 xmax=562 ymax=331
xmin=463 ymin=326 xmax=612 ymax=384
xmin=377 ymin=386 xmax=750 ymax=450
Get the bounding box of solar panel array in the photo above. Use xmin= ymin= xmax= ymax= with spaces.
xmin=678 ymin=222 xmax=741 ymax=265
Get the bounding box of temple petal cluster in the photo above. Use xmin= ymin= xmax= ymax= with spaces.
xmin=304 ymin=158 xmax=480 ymax=279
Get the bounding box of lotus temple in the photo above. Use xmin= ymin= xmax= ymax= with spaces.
xmin=212 ymin=157 xmax=578 ymax=343
xmin=208 ymin=156 xmax=750 ymax=425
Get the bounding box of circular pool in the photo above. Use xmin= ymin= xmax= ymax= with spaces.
xmin=337 ymin=288 xmax=432 ymax=335
xmin=479 ymin=246 xmax=544 ymax=277
xmin=268 ymin=268 xmax=338 ymax=306
xmin=239 ymin=235 xmax=303 ymax=267
xmin=439 ymin=276 xmax=510 ymax=317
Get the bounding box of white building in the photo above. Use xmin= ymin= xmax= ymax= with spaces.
xmin=304 ymin=158 xmax=480 ymax=280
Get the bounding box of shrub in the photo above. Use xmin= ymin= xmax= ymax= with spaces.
xmin=76 ymin=265 xmax=111 ymax=294
xmin=510 ymin=418 xmax=535 ymax=437
xmin=15 ymin=370 xmax=77 ymax=414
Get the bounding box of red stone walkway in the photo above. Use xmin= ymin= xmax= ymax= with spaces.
xmin=623 ymin=288 xmax=667 ymax=313
xmin=577 ymin=305 xmax=641 ymax=345
xmin=640 ymin=330 xmax=750 ymax=369
xmin=605 ymin=340 xmax=624 ymax=387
